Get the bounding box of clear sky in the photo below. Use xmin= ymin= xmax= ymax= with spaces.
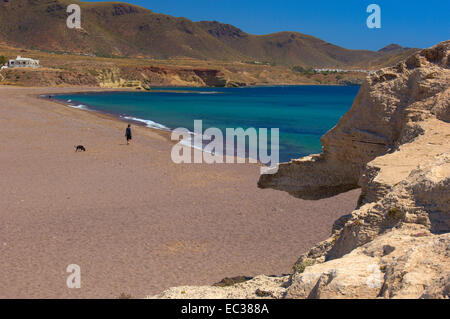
xmin=87 ymin=0 xmax=449 ymax=51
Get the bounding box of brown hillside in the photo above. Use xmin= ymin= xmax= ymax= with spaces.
xmin=0 ymin=0 xmax=417 ymax=67
xmin=197 ymin=21 xmax=393 ymax=67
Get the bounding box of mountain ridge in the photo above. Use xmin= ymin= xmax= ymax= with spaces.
xmin=0 ymin=0 xmax=418 ymax=67
xmin=378 ymin=43 xmax=411 ymax=53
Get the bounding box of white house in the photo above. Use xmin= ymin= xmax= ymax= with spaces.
xmin=7 ymin=56 xmax=40 ymax=68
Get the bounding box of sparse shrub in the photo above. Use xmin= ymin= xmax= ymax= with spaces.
xmin=213 ymin=276 xmax=253 ymax=287
xmin=293 ymin=258 xmax=315 ymax=273
xmin=0 ymin=55 xmax=7 ymax=66
xmin=292 ymin=66 xmax=315 ymax=76
xmin=292 ymin=66 xmax=305 ymax=73
xmin=255 ymin=289 xmax=273 ymax=297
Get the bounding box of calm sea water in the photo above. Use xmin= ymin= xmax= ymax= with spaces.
xmin=54 ymin=86 xmax=359 ymax=162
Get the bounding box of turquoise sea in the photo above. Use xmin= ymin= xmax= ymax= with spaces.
xmin=54 ymin=86 xmax=359 ymax=163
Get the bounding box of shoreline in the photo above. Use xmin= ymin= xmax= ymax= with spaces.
xmin=0 ymin=86 xmax=360 ymax=298
xmin=39 ymin=91 xmax=259 ymax=165
xmin=33 ymin=87 xmax=177 ymax=147
xmin=42 ymin=87 xmax=305 ymax=166
xmin=38 ymin=84 xmax=359 ymax=165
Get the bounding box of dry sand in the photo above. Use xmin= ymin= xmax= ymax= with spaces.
xmin=0 ymin=86 xmax=360 ymax=298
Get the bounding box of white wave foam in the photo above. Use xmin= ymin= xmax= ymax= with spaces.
xmin=69 ymin=104 xmax=87 ymax=110
xmin=122 ymin=116 xmax=170 ymax=131
xmin=169 ymin=128 xmax=260 ymax=162
xmin=175 ymin=130 xmax=226 ymax=157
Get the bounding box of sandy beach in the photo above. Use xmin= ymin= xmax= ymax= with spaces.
xmin=0 ymin=86 xmax=359 ymax=298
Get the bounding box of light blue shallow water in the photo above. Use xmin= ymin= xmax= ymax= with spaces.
xmin=54 ymin=86 xmax=359 ymax=163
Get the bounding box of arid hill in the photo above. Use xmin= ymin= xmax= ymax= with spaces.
xmin=0 ymin=0 xmax=417 ymax=67
xmin=0 ymin=41 xmax=372 ymax=88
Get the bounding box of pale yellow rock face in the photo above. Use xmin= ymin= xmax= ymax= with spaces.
xmin=287 ymin=225 xmax=450 ymax=299
xmin=152 ymin=41 xmax=450 ymax=299
xmin=150 ymin=226 xmax=449 ymax=299
xmin=149 ymin=275 xmax=289 ymax=299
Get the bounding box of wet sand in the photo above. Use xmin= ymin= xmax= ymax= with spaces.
xmin=0 ymin=86 xmax=360 ymax=298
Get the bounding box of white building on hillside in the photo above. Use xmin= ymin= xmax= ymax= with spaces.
xmin=7 ymin=56 xmax=40 ymax=68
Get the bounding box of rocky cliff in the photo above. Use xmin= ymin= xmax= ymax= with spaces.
xmin=0 ymin=64 xmax=228 ymax=88
xmin=151 ymin=41 xmax=450 ymax=299
xmin=96 ymin=66 xmax=227 ymax=88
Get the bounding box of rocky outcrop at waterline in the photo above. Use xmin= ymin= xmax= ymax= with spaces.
xmin=151 ymin=41 xmax=450 ymax=299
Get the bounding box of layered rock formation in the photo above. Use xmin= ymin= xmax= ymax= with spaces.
xmin=152 ymin=41 xmax=449 ymax=299
xmin=0 ymin=64 xmax=228 ymax=88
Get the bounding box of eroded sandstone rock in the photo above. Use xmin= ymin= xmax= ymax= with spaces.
xmin=258 ymin=40 xmax=450 ymax=201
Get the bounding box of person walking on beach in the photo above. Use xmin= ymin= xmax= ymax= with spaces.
xmin=125 ymin=124 xmax=132 ymax=145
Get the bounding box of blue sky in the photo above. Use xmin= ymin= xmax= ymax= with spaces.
xmin=88 ymin=0 xmax=449 ymax=50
